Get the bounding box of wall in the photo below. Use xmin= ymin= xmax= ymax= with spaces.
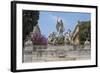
xmin=0 ymin=0 xmax=99 ymax=73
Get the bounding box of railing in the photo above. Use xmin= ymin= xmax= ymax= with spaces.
xmin=23 ymin=45 xmax=91 ymax=62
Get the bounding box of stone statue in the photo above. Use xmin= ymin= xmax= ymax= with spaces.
xmin=64 ymin=29 xmax=71 ymax=45
xmin=56 ymin=17 xmax=64 ymax=36
xmin=84 ymin=39 xmax=90 ymax=45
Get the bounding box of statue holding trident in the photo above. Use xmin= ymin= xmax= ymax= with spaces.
xmin=56 ymin=17 xmax=65 ymax=36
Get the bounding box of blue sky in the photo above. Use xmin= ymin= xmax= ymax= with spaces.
xmin=38 ymin=11 xmax=91 ymax=38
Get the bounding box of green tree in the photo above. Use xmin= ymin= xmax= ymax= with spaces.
xmin=79 ymin=21 xmax=91 ymax=45
xmin=23 ymin=10 xmax=39 ymax=42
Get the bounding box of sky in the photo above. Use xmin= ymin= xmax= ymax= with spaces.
xmin=38 ymin=11 xmax=91 ymax=38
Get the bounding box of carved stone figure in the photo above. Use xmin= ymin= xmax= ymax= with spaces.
xmin=64 ymin=29 xmax=71 ymax=45
xmin=56 ymin=17 xmax=64 ymax=36
xmin=48 ymin=32 xmax=57 ymax=45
